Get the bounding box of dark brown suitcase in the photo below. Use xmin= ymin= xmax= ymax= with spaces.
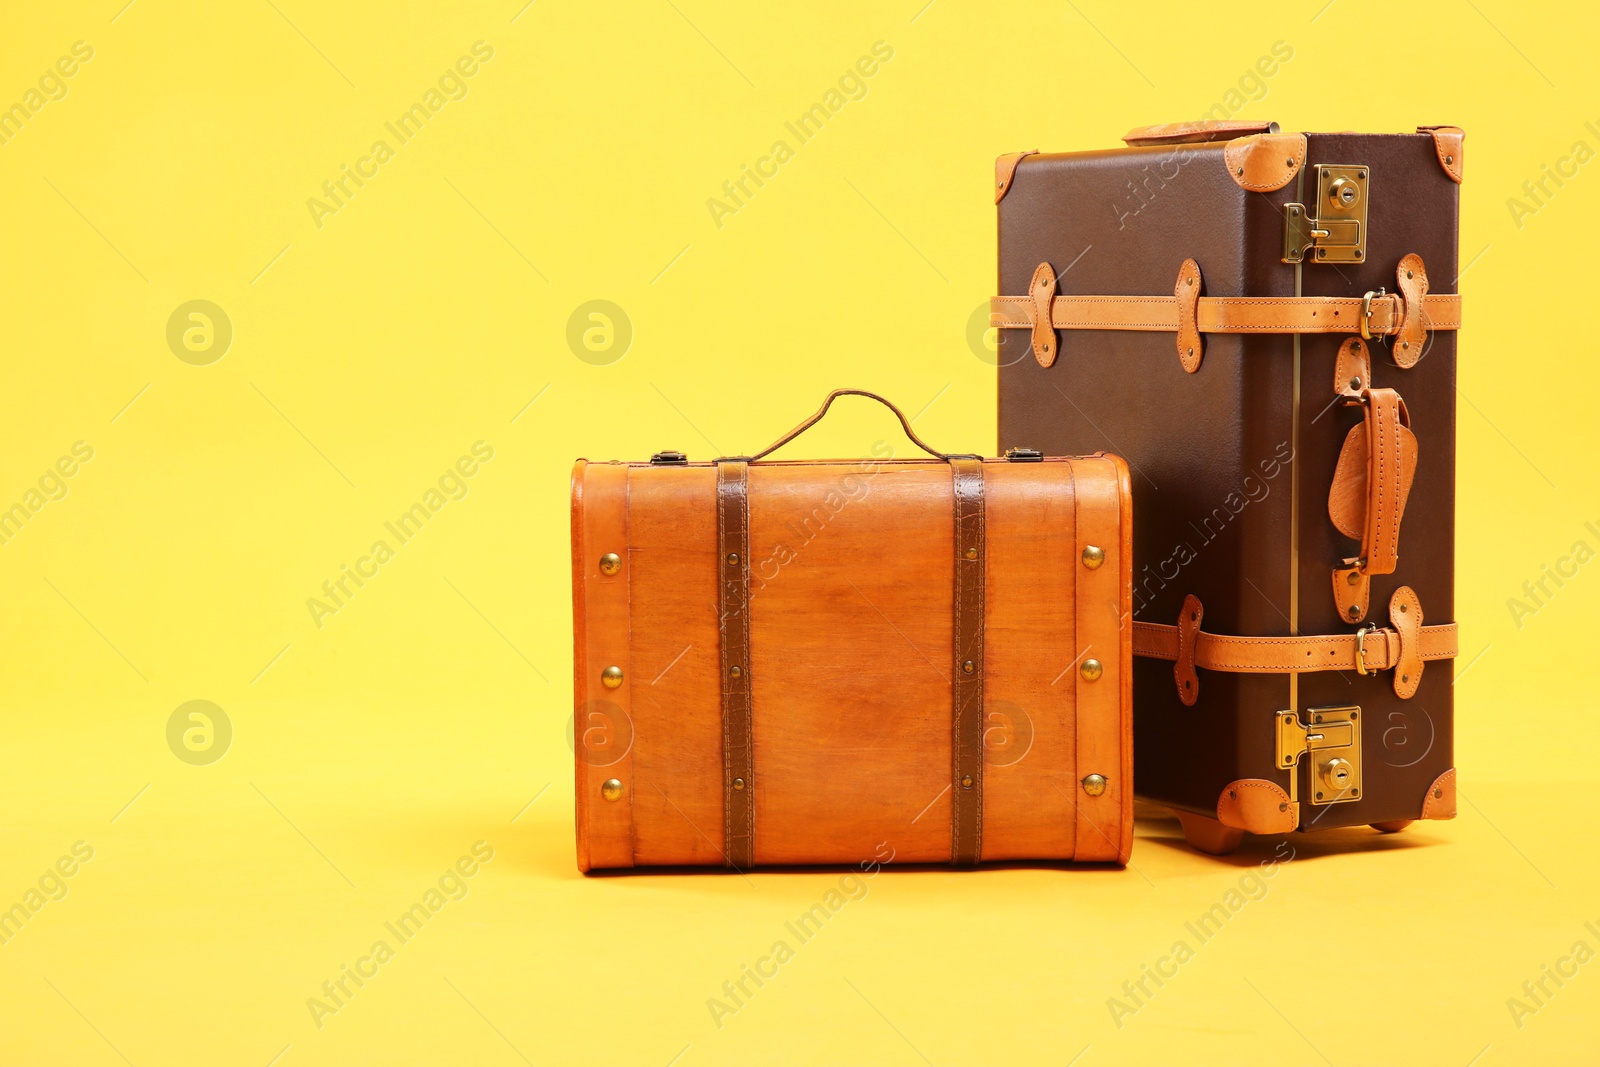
xmin=991 ymin=120 xmax=1462 ymax=853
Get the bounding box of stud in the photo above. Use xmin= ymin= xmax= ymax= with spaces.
xmin=599 ymin=553 xmax=622 ymax=576
xmin=1082 ymin=774 xmax=1107 ymax=796
xmin=733 ymin=777 xmax=746 ymax=791
xmin=601 ymin=778 xmax=624 ymax=801
xmin=965 ymin=547 xmax=978 ymax=560
xmin=1081 ymin=658 xmax=1103 ymax=682
xmin=726 ymin=552 xmax=740 ymax=566
xmin=960 ymin=774 xmax=974 ymax=789
xmin=962 ymin=660 xmax=976 ymax=674
xmin=1082 ymin=545 xmax=1105 ymax=569
xmin=602 ymin=666 xmax=624 ymax=688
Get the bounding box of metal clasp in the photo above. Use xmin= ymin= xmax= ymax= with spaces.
xmin=1352 ymin=623 xmax=1377 ymax=675
xmin=1276 ymin=705 xmax=1363 ymax=807
xmin=1360 ymin=288 xmax=1386 ymax=340
xmin=1283 ymin=164 xmax=1370 ymax=265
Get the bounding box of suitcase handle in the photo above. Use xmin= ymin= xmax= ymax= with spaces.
xmin=742 ymin=389 xmax=952 ymax=462
xmin=1121 ymin=119 xmax=1278 ymax=146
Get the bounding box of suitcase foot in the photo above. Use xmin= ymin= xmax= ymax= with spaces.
xmin=1175 ymin=812 xmax=1244 ymax=856
xmin=1370 ymin=819 xmax=1414 ymax=834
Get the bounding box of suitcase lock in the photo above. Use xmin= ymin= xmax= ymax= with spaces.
xmin=1276 ymin=704 xmax=1363 ymax=807
xmin=1282 ymin=164 xmax=1369 ymax=265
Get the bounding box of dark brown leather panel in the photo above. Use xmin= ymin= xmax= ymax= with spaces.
xmin=716 ymin=461 xmax=754 ymax=869
xmin=949 ymin=458 xmax=986 ymax=865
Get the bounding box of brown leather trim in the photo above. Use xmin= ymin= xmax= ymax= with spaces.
xmin=716 ymin=461 xmax=754 ymax=870
xmin=991 ymin=291 xmax=1461 ymax=337
xmin=573 ymin=461 xmax=635 ymax=872
xmin=1175 ymin=259 xmax=1202 ymax=372
xmin=1394 ymin=254 xmax=1430 ymax=366
xmin=950 ymin=459 xmax=986 ymax=865
xmin=1224 ymin=132 xmax=1306 ymax=192
xmin=1421 ymin=768 xmax=1457 ymax=820
xmin=1133 ymin=607 xmax=1457 ymax=676
xmin=1174 ymin=594 xmax=1201 ymax=705
xmin=1390 ymin=586 xmax=1424 ymax=699
xmin=995 ymin=150 xmax=1037 ymax=203
xmin=1122 ymin=120 xmax=1277 ymax=146
xmin=1418 ymin=126 xmax=1464 ymax=183
xmin=1029 ymin=262 xmax=1058 ymax=367
xmin=1216 ymin=779 xmax=1296 ymax=835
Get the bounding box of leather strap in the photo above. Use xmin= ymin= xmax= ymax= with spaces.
xmin=743 ymin=389 xmax=949 ymax=462
xmin=1122 ymin=119 xmax=1278 ymax=145
xmin=949 ymin=459 xmax=986 ymax=865
xmin=1134 ymin=590 xmax=1456 ymax=700
xmin=716 ymin=461 xmax=754 ymax=869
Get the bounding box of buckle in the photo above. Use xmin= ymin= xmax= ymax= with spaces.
xmin=1359 ymin=288 xmax=1386 ymax=340
xmin=1353 ymin=623 xmax=1377 ymax=676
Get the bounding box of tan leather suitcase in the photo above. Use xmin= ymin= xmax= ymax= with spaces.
xmin=571 ymin=390 xmax=1134 ymax=870
xmin=991 ymin=121 xmax=1462 ymax=854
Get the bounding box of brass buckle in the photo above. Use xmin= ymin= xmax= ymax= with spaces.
xmin=1359 ymin=288 xmax=1386 ymax=340
xmin=1353 ymin=623 xmax=1377 ymax=676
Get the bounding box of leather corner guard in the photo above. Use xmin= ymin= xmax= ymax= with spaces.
xmin=1175 ymin=594 xmax=1202 ymax=705
xmin=1217 ymin=779 xmax=1297 ymax=835
xmin=1224 ymin=131 xmax=1306 ymax=192
xmin=949 ymin=458 xmax=987 ymax=865
xmin=1136 ymin=592 xmax=1456 ymax=693
xmin=1123 ymin=119 xmax=1278 ymax=146
xmin=991 ymin=256 xmax=1459 ymax=343
xmin=716 ymin=461 xmax=755 ymax=870
xmin=995 ymin=150 xmax=1037 ymax=203
xmin=1419 ymin=126 xmax=1464 ymax=183
xmin=1175 ymin=259 xmax=1202 ymax=372
xmin=1029 ymin=262 xmax=1058 ymax=367
xmin=1421 ymin=768 xmax=1457 ymax=820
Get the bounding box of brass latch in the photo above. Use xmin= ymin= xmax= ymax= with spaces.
xmin=1282 ymin=165 xmax=1369 ymax=264
xmin=1276 ymin=705 xmax=1362 ymax=806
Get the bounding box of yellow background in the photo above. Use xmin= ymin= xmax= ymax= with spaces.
xmin=3 ymin=0 xmax=1597 ymax=1063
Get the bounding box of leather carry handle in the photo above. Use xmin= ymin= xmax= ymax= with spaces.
xmin=1122 ymin=120 xmax=1279 ymax=146
xmin=741 ymin=389 xmax=952 ymax=462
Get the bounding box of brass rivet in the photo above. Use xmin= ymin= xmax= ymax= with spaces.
xmin=1229 ymin=789 xmax=1237 ymax=800
xmin=1433 ymin=787 xmax=1443 ymax=799
xmin=601 ymin=778 xmax=624 ymax=801
xmin=1445 ymin=154 xmax=1454 ymax=165
xmin=1399 ymin=602 xmax=1408 ymax=612
xmin=962 ymin=660 xmax=976 ymax=674
xmin=1082 ymin=773 xmax=1107 ymax=797
xmin=1236 ymin=167 xmax=1244 ymax=176
xmin=961 ymin=774 xmax=974 ymax=789
xmin=1286 ymin=158 xmax=1294 ymax=166
xmin=601 ymin=665 xmax=624 ymax=688
xmin=1402 ymin=673 xmax=1410 ymax=683
xmin=1347 ymin=605 xmax=1362 ymax=619
xmin=726 ymin=552 xmax=740 ymax=566
xmin=1186 ymin=277 xmax=1194 ymax=286
xmin=1349 ymin=376 xmax=1362 ymax=390
xmin=1407 ymin=269 xmax=1415 ymax=279
xmin=599 ymin=552 xmax=622 ymax=576
xmin=1401 ymin=341 xmax=1410 ymax=350
xmin=1080 ymin=658 xmax=1103 ymax=682
xmin=1279 ymin=802 xmax=1289 ymax=812
xmin=965 ymin=547 xmax=978 ymax=560
xmin=733 ymin=777 xmax=746 ymax=791
xmin=730 ymin=665 xmax=742 ymax=678
xmin=1347 ymin=571 xmax=1360 ymax=586
xmin=1082 ymin=545 xmax=1105 ymax=569
xmin=1187 ymin=347 xmax=1194 ymax=357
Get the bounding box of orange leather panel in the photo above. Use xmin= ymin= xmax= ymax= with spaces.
xmin=1072 ymin=456 xmax=1131 ymax=863
xmin=624 ymin=465 xmax=725 ymax=867
xmin=1419 ymin=126 xmax=1465 ymax=183
xmin=995 ymin=150 xmax=1037 ymax=203
xmin=572 ymin=462 xmax=635 ymax=871
xmin=979 ymin=463 xmax=1079 ymax=861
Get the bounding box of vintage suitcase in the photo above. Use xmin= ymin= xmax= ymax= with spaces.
xmin=571 ymin=390 xmax=1134 ymax=870
xmin=992 ymin=121 xmax=1462 ymax=853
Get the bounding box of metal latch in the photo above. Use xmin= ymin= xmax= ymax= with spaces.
xmin=1282 ymin=164 xmax=1369 ymax=264
xmin=1004 ymin=448 xmax=1043 ymax=462
xmin=649 ymin=450 xmax=688 ymax=465
xmin=1276 ymin=704 xmax=1362 ymax=806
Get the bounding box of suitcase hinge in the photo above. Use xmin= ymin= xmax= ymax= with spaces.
xmin=1282 ymin=164 xmax=1369 ymax=265
xmin=1276 ymin=704 xmax=1362 ymax=807
xmin=1004 ymin=448 xmax=1043 ymax=462
xmin=650 ymin=450 xmax=688 ymax=465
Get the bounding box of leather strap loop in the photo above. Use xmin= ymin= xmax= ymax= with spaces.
xmin=1175 ymin=259 xmax=1202 ymax=372
xmin=1390 ymin=586 xmax=1424 ymax=699
xmin=744 ymin=389 xmax=950 ymax=462
xmin=1174 ymin=594 xmax=1202 ymax=705
xmin=949 ymin=459 xmax=986 ymax=865
xmin=716 ymin=461 xmax=755 ymax=869
xmin=1030 ymin=262 xmax=1059 ymax=367
xmin=1394 ymin=254 xmax=1430 ymax=366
